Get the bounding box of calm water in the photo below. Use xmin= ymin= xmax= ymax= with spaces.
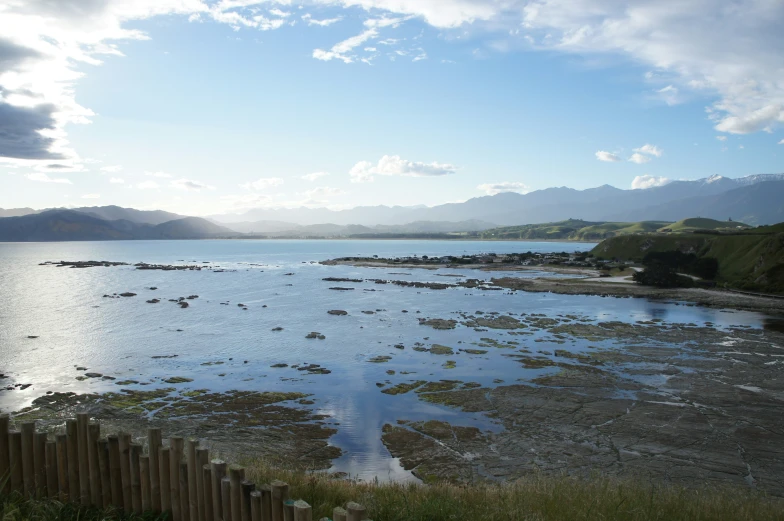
xmin=0 ymin=240 xmax=772 ymax=481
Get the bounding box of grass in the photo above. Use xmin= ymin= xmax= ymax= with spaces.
xmin=5 ymin=465 xmax=782 ymax=521
xmin=662 ymin=217 xmax=750 ymax=232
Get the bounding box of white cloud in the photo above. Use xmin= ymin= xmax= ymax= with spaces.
xmin=302 ymin=186 xmax=347 ymax=204
xmin=628 ymin=153 xmax=651 ymax=164
xmin=350 ymin=154 xmax=457 ymax=182
xmin=477 ymin=182 xmax=530 ymax=195
xmin=220 ymin=193 xmax=273 ymax=209
xmin=302 ymin=13 xmax=342 ymax=26
xmin=656 ymin=85 xmax=680 ymax=106
xmin=25 ymin=172 xmax=72 ymax=184
xmin=778 ymin=138 xmax=784 ymax=145
xmin=171 ymin=178 xmax=215 ymax=191
xmin=595 ymin=151 xmax=621 ymax=162
xmin=240 ymin=177 xmax=284 ymax=190
xmin=109 ymin=177 xmax=125 ymax=184
xmin=302 ymin=172 xmax=329 ymax=181
xmin=716 ymin=136 xmax=728 ymax=141
xmin=137 ymin=181 xmax=160 ymax=190
xmin=631 ymin=175 xmax=671 ymax=190
xmin=634 ymin=144 xmax=663 ymax=158
xmin=313 ymin=17 xmax=406 ymax=63
xmin=100 ymin=165 xmax=122 ymax=173
xmin=146 ymin=171 xmax=173 ymax=178
xmin=81 ymin=193 xmax=100 ymax=199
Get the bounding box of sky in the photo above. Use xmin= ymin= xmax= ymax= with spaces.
xmin=1 ymin=0 xmax=783 ymax=216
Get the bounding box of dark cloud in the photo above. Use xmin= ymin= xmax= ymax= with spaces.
xmin=0 ymin=38 xmax=42 ymax=70
xmin=0 ymin=102 xmax=65 ymax=160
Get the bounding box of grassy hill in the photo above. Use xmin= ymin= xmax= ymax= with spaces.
xmin=661 ymin=218 xmax=750 ymax=233
xmin=478 ymin=219 xmax=672 ymax=241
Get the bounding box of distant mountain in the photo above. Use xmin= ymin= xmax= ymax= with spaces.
xmin=209 ymin=174 xmax=784 ymax=226
xmin=220 ymin=219 xmax=497 ymax=236
xmin=0 ymin=210 xmax=231 ymax=241
xmin=0 ymin=208 xmax=37 ymax=218
xmin=69 ymin=205 xmax=184 ymax=225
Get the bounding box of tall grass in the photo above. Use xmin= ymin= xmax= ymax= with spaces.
xmin=2 ymin=464 xmax=782 ymax=521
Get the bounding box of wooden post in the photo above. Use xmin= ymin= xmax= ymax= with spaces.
xmin=196 ymin=448 xmax=209 ymax=521
xmin=9 ymin=430 xmax=22 ymax=494
xmin=241 ymin=480 xmax=255 ymax=521
xmin=56 ymin=434 xmax=69 ymax=502
xmin=87 ymin=423 xmax=102 ymax=506
xmin=270 ymin=481 xmax=289 ymax=521
xmin=250 ymin=491 xmax=262 ymax=521
xmin=148 ymin=428 xmax=162 ymax=512
xmin=332 ymin=507 xmax=347 ymax=521
xmin=159 ymin=447 xmax=171 ymax=513
xmin=130 ymin=443 xmax=143 ymax=514
xmin=0 ymin=414 xmax=9 ymax=495
xmin=119 ymin=432 xmax=132 ymax=511
xmin=229 ymin=466 xmax=245 ymax=521
xmin=98 ymin=439 xmax=112 ymax=507
xmin=170 ymin=437 xmax=184 ymax=521
xmin=34 ymin=431 xmax=47 ymax=497
xmin=293 ymin=501 xmax=312 ymax=521
xmin=76 ymin=413 xmax=90 ymax=505
xmin=141 ymin=455 xmax=151 ymax=512
xmin=259 ymin=485 xmax=272 ymax=521
xmin=282 ymin=500 xmax=295 ymax=521
xmin=211 ymin=461 xmax=227 ymax=521
xmin=108 ymin=435 xmax=123 ymax=509
xmin=65 ymin=419 xmax=79 ymax=502
xmin=346 ymin=502 xmax=366 ymax=521
xmin=186 ymin=439 xmax=199 ymax=521
xmin=20 ymin=422 xmax=35 ymax=497
xmin=180 ymin=462 xmax=191 ymax=521
xmin=45 ymin=440 xmax=58 ymax=498
xmin=221 ymin=477 xmax=231 ymax=521
xmin=203 ymin=464 xmax=214 ymax=521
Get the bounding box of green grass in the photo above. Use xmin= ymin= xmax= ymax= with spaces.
xmin=661 ymin=217 xmax=750 ymax=232
xmin=478 ymin=219 xmax=674 ymax=241
xmin=5 ymin=465 xmax=781 ymax=521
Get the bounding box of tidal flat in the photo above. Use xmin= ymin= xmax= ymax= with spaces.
xmin=1 ymin=239 xmax=782 ymax=495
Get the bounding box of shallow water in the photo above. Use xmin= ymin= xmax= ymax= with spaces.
xmin=0 ymin=239 xmax=773 ymax=481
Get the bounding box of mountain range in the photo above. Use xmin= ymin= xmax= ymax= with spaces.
xmin=1 ymin=174 xmax=783 ymax=241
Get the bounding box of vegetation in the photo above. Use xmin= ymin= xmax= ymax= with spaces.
xmin=633 ymin=263 xmax=696 ymax=288
xmin=3 ymin=465 xmax=784 ymax=521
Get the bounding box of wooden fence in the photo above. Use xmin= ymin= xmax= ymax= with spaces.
xmin=0 ymin=413 xmax=370 ymax=521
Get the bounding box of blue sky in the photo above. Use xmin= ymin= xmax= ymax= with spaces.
xmin=1 ymin=1 xmax=782 ymax=215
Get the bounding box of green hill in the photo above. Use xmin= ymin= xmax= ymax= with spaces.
xmin=479 ymin=219 xmax=672 ymax=241
xmin=660 ymin=218 xmax=750 ymax=233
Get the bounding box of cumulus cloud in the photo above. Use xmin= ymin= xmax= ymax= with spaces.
xmin=634 ymin=144 xmax=663 ymax=158
xmin=302 ymin=13 xmax=342 ymax=26
xmin=136 ymin=180 xmax=159 ymax=190
xmin=302 ymin=172 xmax=329 ymax=181
xmin=25 ymin=172 xmax=71 ymax=184
xmin=628 ymin=153 xmax=651 ymax=164
xmin=595 ymin=151 xmax=621 ymax=162
xmin=477 ymin=182 xmax=530 ymax=195
xmin=240 ymin=177 xmax=284 ymax=190
xmin=350 ymin=154 xmax=457 ymax=182
xmin=81 ymin=193 xmax=100 ymax=199
xmin=778 ymin=138 xmax=784 ymax=145
xmin=100 ymin=165 xmax=122 ymax=173
xmin=631 ymin=175 xmax=671 ymax=190
xmin=171 ymin=178 xmax=215 ymax=191
xmin=109 ymin=177 xmax=125 ymax=184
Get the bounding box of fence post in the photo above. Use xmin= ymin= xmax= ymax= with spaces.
xmin=45 ymin=440 xmax=58 ymax=498
xmin=283 ymin=500 xmax=295 ymax=521
xmin=187 ymin=439 xmax=199 ymax=521
xmin=259 ymin=484 xmax=272 ymax=521
xmin=241 ymin=480 xmax=255 ymax=521
xmin=141 ymin=455 xmax=151 ymax=512
xmin=170 ymin=437 xmax=184 ymax=521
xmin=250 ymin=491 xmax=262 ymax=521
xmin=34 ymin=431 xmax=47 ymax=497
xmin=230 ymin=466 xmax=245 ymax=521
xmin=211 ymin=461 xmax=227 ymax=521
xmin=346 ymin=502 xmax=366 ymax=521
xmin=180 ymin=462 xmax=191 ymax=521
xmin=130 ymin=443 xmax=143 ymax=514
xmin=293 ymin=501 xmax=312 ymax=521
xmin=0 ymin=414 xmax=9 ymax=495
xmin=9 ymin=430 xmax=22 ymax=494
xmin=203 ymin=464 xmax=214 ymax=521
xmin=98 ymin=439 xmax=112 ymax=507
xmin=221 ymin=477 xmax=232 ymax=521
xmin=160 ymin=446 xmax=172 ymax=513
xmin=119 ymin=432 xmax=133 ymax=511
xmin=20 ymin=422 xmax=35 ymax=497
xmin=56 ymin=433 xmax=69 ymax=502
xmin=270 ymin=481 xmax=289 ymax=521
xmin=65 ymin=419 xmax=79 ymax=502
xmin=108 ymin=435 xmax=123 ymax=509
xmin=87 ymin=423 xmax=102 ymax=506
xmin=76 ymin=413 xmax=90 ymax=505
xmin=332 ymin=507 xmax=347 ymax=521
xmin=148 ymin=428 xmax=162 ymax=512
xmin=197 ymin=448 xmax=209 ymax=521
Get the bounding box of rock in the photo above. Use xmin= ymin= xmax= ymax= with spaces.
xmin=146 ymin=299 xmax=160 ymax=304
xmin=149 ymin=287 xmax=158 ymax=290
xmin=271 ymin=363 xmax=288 ymax=368
xmin=27 ymin=335 xmax=39 ymax=339
xmin=271 ymin=327 xmax=284 ymax=332
xmin=430 ymin=344 xmax=454 ymax=355
xmin=119 ymin=292 xmax=137 ymax=297
xmin=368 ymin=356 xmax=393 ymax=363
xmin=186 ymin=295 xmax=199 ymax=299
xmin=305 ymin=332 xmax=326 ymax=339
xmin=178 ymin=302 xmax=189 ymax=308
xmin=19 ymin=383 xmax=32 ymax=390
xmin=327 ymin=310 xmax=348 ymax=316
xmin=163 ymin=376 xmax=193 ymax=384
xmin=328 ymin=287 xmax=354 ymax=291
xmin=76 ymin=367 xmax=87 ymax=371
xmin=84 ymin=372 xmax=103 ymax=378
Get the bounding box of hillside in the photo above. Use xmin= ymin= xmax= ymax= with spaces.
xmin=662 ymin=218 xmax=750 ymax=233
xmin=478 ymin=219 xmax=672 ymax=241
